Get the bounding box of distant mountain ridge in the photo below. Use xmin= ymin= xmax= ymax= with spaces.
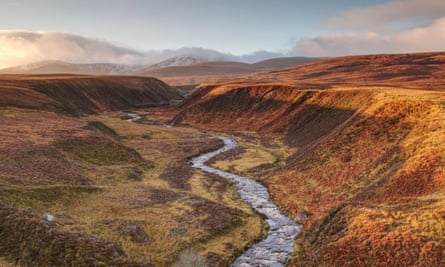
xmin=0 ymin=60 xmax=145 ymax=75
xmin=0 ymin=55 xmax=210 ymax=75
xmin=0 ymin=56 xmax=323 ymax=77
xmin=142 ymin=56 xmax=211 ymax=70
xmin=138 ymin=57 xmax=322 ymax=77
xmin=136 ymin=56 xmax=324 ymax=87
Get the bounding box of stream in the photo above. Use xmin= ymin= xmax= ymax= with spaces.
xmin=190 ymin=136 xmax=301 ymax=267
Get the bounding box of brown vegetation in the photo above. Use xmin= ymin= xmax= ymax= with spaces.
xmin=0 ymin=104 xmax=265 ymax=266
xmin=215 ymin=52 xmax=445 ymax=91
xmin=0 ymin=74 xmax=183 ymax=115
xmin=174 ymin=52 xmax=445 ymax=266
xmin=0 ymin=201 xmax=153 ymax=266
xmin=2 ymin=52 xmax=444 ymax=266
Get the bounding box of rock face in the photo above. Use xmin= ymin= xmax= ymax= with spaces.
xmin=190 ymin=136 xmax=301 ymax=267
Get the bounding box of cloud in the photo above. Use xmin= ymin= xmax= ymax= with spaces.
xmin=292 ymin=32 xmax=395 ymax=57
xmin=0 ymin=31 xmax=283 ymax=69
xmin=395 ymin=17 xmax=445 ymax=51
xmin=0 ymin=31 xmax=145 ymax=68
xmin=325 ymin=0 xmax=445 ymax=31
xmin=293 ymin=14 xmax=445 ymax=57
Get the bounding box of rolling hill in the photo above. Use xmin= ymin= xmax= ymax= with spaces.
xmin=0 ymin=60 xmax=145 ymax=75
xmin=1 ymin=51 xmax=444 ymax=266
xmin=0 ymin=56 xmax=212 ymax=75
xmin=230 ymin=52 xmax=445 ymax=90
xmin=0 ymin=75 xmax=183 ymax=115
xmin=138 ymin=57 xmax=323 ymax=87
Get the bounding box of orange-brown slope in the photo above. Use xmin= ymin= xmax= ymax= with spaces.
xmin=173 ymin=52 xmax=445 ymax=266
xmin=175 ymin=85 xmax=372 ymax=147
xmin=220 ymin=52 xmax=445 ymax=91
xmin=0 ymin=75 xmax=183 ymax=115
xmin=281 ymin=89 xmax=445 ymax=266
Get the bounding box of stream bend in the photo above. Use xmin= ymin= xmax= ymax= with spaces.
xmin=190 ymin=136 xmax=301 ymax=267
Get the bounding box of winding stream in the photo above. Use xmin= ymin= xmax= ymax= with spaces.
xmin=190 ymin=136 xmax=301 ymax=267
xmin=125 ymin=112 xmax=142 ymax=122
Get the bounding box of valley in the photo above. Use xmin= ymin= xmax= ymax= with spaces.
xmin=0 ymin=52 xmax=444 ymax=266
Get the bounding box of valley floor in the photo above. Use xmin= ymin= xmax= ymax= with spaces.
xmin=1 ymin=85 xmax=444 ymax=266
xmin=0 ymin=108 xmax=268 ymax=266
xmin=177 ymin=86 xmax=445 ymax=266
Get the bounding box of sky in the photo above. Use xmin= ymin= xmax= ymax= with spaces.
xmin=0 ymin=0 xmax=444 ymax=68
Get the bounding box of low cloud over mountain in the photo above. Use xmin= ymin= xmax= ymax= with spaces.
xmin=0 ymin=31 xmax=285 ymax=69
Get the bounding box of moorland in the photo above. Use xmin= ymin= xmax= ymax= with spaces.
xmin=0 ymin=52 xmax=444 ymax=266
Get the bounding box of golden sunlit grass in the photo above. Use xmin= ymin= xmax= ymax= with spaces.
xmin=2 ymin=52 xmax=445 ymax=266
xmin=212 ymin=147 xmax=271 ymax=172
xmin=200 ymin=133 xmax=290 ymax=182
xmin=175 ymin=79 xmax=445 ymax=266
xmin=0 ymin=257 xmax=13 ymax=267
xmin=0 ymin=109 xmax=265 ymax=266
xmin=274 ymin=88 xmax=445 ymax=266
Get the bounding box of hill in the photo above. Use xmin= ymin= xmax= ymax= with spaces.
xmin=0 ymin=74 xmax=265 ymax=266
xmin=1 ymin=52 xmax=444 ymax=266
xmin=0 ymin=56 xmax=212 ymax=75
xmin=138 ymin=57 xmax=322 ymax=87
xmin=230 ymin=52 xmax=445 ymax=90
xmin=173 ymin=52 xmax=445 ymax=266
xmin=0 ymin=75 xmax=183 ymax=115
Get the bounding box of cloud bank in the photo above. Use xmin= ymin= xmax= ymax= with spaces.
xmin=325 ymin=0 xmax=445 ymax=31
xmin=0 ymin=31 xmax=148 ymax=68
xmin=0 ymin=31 xmax=283 ymax=69
xmin=292 ymin=0 xmax=445 ymax=57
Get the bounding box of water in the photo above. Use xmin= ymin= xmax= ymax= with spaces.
xmin=190 ymin=136 xmax=301 ymax=267
xmin=125 ymin=112 xmax=142 ymax=122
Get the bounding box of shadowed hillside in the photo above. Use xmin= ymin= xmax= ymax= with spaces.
xmin=0 ymin=75 xmax=183 ymax=115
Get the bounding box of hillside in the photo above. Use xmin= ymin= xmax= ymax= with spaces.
xmin=1 ymin=52 xmax=444 ymax=266
xmin=138 ymin=57 xmax=322 ymax=87
xmin=173 ymin=52 xmax=445 ymax=266
xmin=0 ymin=75 xmax=266 ymax=266
xmin=0 ymin=75 xmax=183 ymax=115
xmin=228 ymin=52 xmax=445 ymax=91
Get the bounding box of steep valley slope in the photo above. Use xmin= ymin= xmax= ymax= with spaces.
xmin=174 ymin=52 xmax=445 ymax=266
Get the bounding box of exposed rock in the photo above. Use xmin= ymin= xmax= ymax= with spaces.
xmin=42 ymin=213 xmax=55 ymax=222
xmin=295 ymin=212 xmax=309 ymax=222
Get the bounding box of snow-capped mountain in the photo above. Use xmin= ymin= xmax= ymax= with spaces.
xmin=144 ymin=56 xmax=210 ymax=70
xmin=0 ymin=56 xmax=213 ymax=75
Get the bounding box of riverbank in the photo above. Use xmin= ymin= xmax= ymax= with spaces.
xmin=190 ymin=136 xmax=301 ymax=266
